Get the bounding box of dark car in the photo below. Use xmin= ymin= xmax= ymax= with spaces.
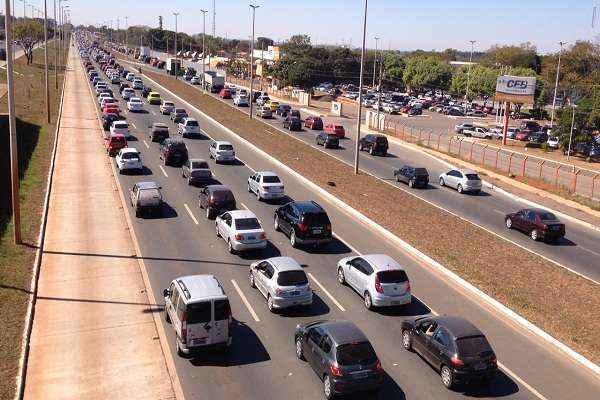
xmin=564 ymin=142 xmax=600 ymax=162
xmin=274 ymin=201 xmax=332 ymax=248
xmin=359 ymin=134 xmax=388 ymax=156
xmin=446 ymin=108 xmax=464 ymax=116
xmin=528 ymin=131 xmax=548 ymax=144
xmin=316 ymin=133 xmax=339 ymax=149
xmin=289 ymin=110 xmax=301 ymax=119
xmin=170 ymin=108 xmax=188 ymax=124
xmin=276 ymin=104 xmax=292 ymax=116
xmin=401 ymin=316 xmax=498 ymax=389
xmin=305 ymin=116 xmax=324 ymax=130
xmin=119 ymin=82 xmax=130 ymax=93
xmin=141 ymin=86 xmax=153 ymax=98
xmin=159 ymin=138 xmax=188 ymax=166
xmin=0 ymin=48 xmax=7 ymax=61
xmin=283 ymin=116 xmax=302 ymax=131
xmin=102 ymin=113 xmax=124 ymax=131
xmin=408 ymin=107 xmax=422 ymax=116
xmin=505 ymin=209 xmax=565 ymax=242
xmin=148 ymin=122 xmax=170 ymax=143
xmin=394 ymin=165 xmax=429 ymax=188
xmin=295 ymin=320 xmax=384 ymax=399
xmin=198 ymin=185 xmax=236 ymax=219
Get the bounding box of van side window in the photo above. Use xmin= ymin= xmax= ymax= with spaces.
xmin=176 ymin=296 xmax=185 ymax=321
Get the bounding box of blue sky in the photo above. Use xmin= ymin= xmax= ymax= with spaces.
xmin=16 ymin=0 xmax=596 ymax=53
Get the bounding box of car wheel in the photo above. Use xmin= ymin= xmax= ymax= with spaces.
xmin=337 ymin=267 xmax=346 ymax=285
xmin=256 ymin=190 xmax=261 ymax=201
xmin=228 ymin=239 xmax=236 ymax=254
xmin=530 ymin=229 xmax=539 ymax=241
xmin=369 ymin=146 xmax=375 ymax=155
xmin=439 ymin=177 xmax=445 ymax=186
xmin=408 ymin=178 xmax=415 ymax=188
xmin=457 ymin=184 xmax=463 ymax=194
xmin=215 ymin=223 xmax=220 ymax=237
xmin=505 ymin=218 xmax=513 ymax=229
xmin=267 ymin=295 xmax=275 ymax=312
xmin=247 ymin=183 xmax=252 ymax=193
xmin=165 ymin=309 xmax=171 ymax=323
xmin=249 ymin=271 xmax=256 ymax=288
xmin=296 ymin=338 xmax=305 ymax=360
xmin=441 ymin=365 xmax=454 ymax=389
xmin=402 ymin=330 xmax=412 ymax=351
xmin=206 ymin=207 xmax=212 ymax=219
xmin=323 ymin=375 xmax=334 ymax=400
xmin=290 ymin=229 xmax=298 ymax=248
xmin=364 ymin=292 xmax=373 ymax=310
xmin=274 ymin=215 xmax=280 ymax=231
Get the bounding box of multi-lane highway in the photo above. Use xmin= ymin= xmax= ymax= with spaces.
xmin=81 ymin=49 xmax=600 ymax=400
xmin=120 ymin=57 xmax=600 ymax=284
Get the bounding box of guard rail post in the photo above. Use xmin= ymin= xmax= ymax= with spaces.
xmin=592 ymin=174 xmax=599 ymax=200
xmin=521 ymin=156 xmax=528 ymax=177
xmin=555 ymin=165 xmax=562 ymax=187
xmin=508 ymin=152 xmax=514 ymax=175
xmin=494 ymin=149 xmax=501 ymax=170
xmin=571 ymin=169 xmax=581 ymax=194
xmin=469 ymin=141 xmax=475 ymax=161
xmin=538 ymin=160 xmax=546 ymax=180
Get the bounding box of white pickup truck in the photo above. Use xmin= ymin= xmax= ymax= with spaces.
xmin=462 ymin=126 xmax=493 ymax=139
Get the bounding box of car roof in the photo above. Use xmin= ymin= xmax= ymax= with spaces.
xmin=121 ymin=148 xmax=139 ymax=153
xmin=137 ymin=181 xmax=160 ymax=189
xmin=152 ymin=122 xmax=168 ymax=128
xmin=207 ymin=184 xmax=231 ymax=192
xmin=189 ymin=158 xmax=208 ymax=164
xmin=175 ymin=274 xmax=227 ymax=302
xmin=361 ymin=254 xmax=403 ymax=271
xmin=215 ymin=140 xmax=232 ymax=146
xmin=266 ymin=256 xmax=303 ymax=272
xmin=228 ymin=209 xmax=258 ymax=219
xmin=319 ymin=321 xmax=368 ymax=346
xmin=292 ymin=201 xmax=325 ymax=213
xmin=434 ymin=316 xmax=483 ymax=338
xmin=258 ymin=171 xmax=278 ymax=177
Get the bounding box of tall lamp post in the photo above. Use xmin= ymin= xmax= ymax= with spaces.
xmin=124 ymin=16 xmax=128 ymax=48
xmin=173 ymin=11 xmax=179 ymax=79
xmin=53 ymin=0 xmax=58 ymax=88
xmin=43 ymin=0 xmax=50 ymax=123
xmin=201 ymin=9 xmax=208 ymax=93
xmin=354 ymin=0 xmax=368 ymax=174
xmin=249 ymin=3 xmax=259 ymax=120
xmin=464 ymin=40 xmax=476 ymax=115
xmin=550 ymin=41 xmax=565 ymax=127
xmin=372 ymin=36 xmax=379 ymax=88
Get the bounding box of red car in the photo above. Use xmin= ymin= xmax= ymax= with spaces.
xmin=324 ymin=123 xmax=345 ymax=138
xmin=505 ymin=209 xmax=565 ymax=242
xmin=219 ymin=88 xmax=232 ymax=99
xmin=304 ymin=116 xmax=323 ymax=130
xmin=104 ymin=133 xmax=127 ymax=157
xmin=515 ymin=131 xmax=530 ymax=141
xmin=103 ymin=104 xmax=121 ymax=115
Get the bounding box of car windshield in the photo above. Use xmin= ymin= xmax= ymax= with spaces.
xmin=326 ymin=134 xmax=339 ymax=140
xmin=336 ymin=342 xmax=377 ymax=366
xmin=186 ymin=120 xmax=199 ymax=127
xmin=114 ymin=123 xmax=128 ymax=129
xmin=377 ymin=270 xmax=408 ymax=283
xmin=538 ymin=212 xmax=557 ymax=221
xmin=277 ymin=270 xmax=308 ymax=286
xmin=164 ymin=102 xmax=174 ymax=106
xmin=456 ymin=336 xmax=492 ymax=358
xmin=219 ymin=145 xmax=234 ymax=151
xmin=262 ymin=175 xmax=281 ymax=184
xmin=191 ymin=161 xmax=209 ymax=169
xmin=376 ymin=137 xmax=388 ymax=144
xmin=234 ymin=218 xmax=261 ymax=230
xmin=301 ymin=212 xmax=330 ymax=226
xmin=465 ymin=174 xmax=480 ymax=181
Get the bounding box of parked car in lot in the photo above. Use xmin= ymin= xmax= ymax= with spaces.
xmin=147 ymin=92 xmax=161 ymax=105
xmin=177 ymin=117 xmax=201 ymax=138
xmin=439 ymin=169 xmax=481 ymax=194
xmin=401 ymin=316 xmax=498 ymax=389
xmin=127 ymin=97 xmax=144 ymax=112
xmin=148 ymin=122 xmax=170 ymax=143
xmin=563 ymin=142 xmax=600 ymax=162
xmin=454 ymin=122 xmax=475 ymax=134
xmin=105 ymin=133 xmax=127 ymax=156
xmin=358 ymin=134 xmax=388 ymax=156
xmin=110 ymin=120 xmax=130 ymax=138
xmin=170 ymin=108 xmax=188 ymax=123
xmin=394 ymin=165 xmax=429 ymax=188
xmin=462 ymin=126 xmax=492 ymax=139
xmin=547 ymin=136 xmax=560 ymax=149
xmin=215 ymin=210 xmax=267 ymax=254
xmin=274 ymin=201 xmax=332 ymax=248
xmin=324 ymin=124 xmax=345 ymax=138
xmin=129 ymin=181 xmax=163 ymax=217
xmin=209 ymin=141 xmax=236 ymax=163
xmin=160 ymin=100 xmax=176 ymax=115
xmin=198 ymin=185 xmax=236 ymax=219
xmin=159 ymin=138 xmax=188 ymax=166
xmin=316 ymin=132 xmax=340 ymax=149
xmin=505 ymin=209 xmax=565 ymax=242
xmin=295 ymin=320 xmax=384 ymax=399
xmin=515 ymin=131 xmax=531 ymax=141
xmin=337 ymin=254 xmax=411 ymax=310
xmin=283 ymin=116 xmax=302 ymax=131
xmin=233 ymin=94 xmax=249 ymax=107
xmin=181 ymin=158 xmax=212 ymax=185
xmin=163 ymin=274 xmax=232 ymax=356
xmin=256 ymin=106 xmax=273 ymax=118
xmin=247 ymin=171 xmax=285 ymax=201
xmin=528 ymin=131 xmax=549 ymax=144
xmin=116 ymin=148 xmax=143 ymax=173
xmin=249 ymin=257 xmax=312 ymax=312
xmin=467 ymin=110 xmax=486 ymax=118
xmin=305 ymin=116 xmax=324 ymax=130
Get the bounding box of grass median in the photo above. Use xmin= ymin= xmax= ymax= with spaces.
xmin=0 ymin=42 xmax=68 ymax=400
xmin=138 ymin=66 xmax=600 ymax=364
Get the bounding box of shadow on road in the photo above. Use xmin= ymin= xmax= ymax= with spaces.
xmin=276 ymin=293 xmax=331 ymax=318
xmin=374 ymin=296 xmax=432 ymax=317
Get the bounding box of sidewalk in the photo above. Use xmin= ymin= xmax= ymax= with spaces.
xmin=23 ymin=48 xmax=176 ymax=399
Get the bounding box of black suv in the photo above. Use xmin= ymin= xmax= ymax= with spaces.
xmin=401 ymin=316 xmax=498 ymax=389
xmin=394 ymin=165 xmax=429 ymax=188
xmin=315 ymin=132 xmax=339 ymax=149
xmin=170 ymin=108 xmax=188 ymax=124
xmin=274 ymin=201 xmax=332 ymax=248
xmin=159 ymin=139 xmax=188 ymax=166
xmin=295 ymin=320 xmax=384 ymax=399
xmin=148 ymin=123 xmax=170 ymax=143
xmin=141 ymin=85 xmax=153 ymax=98
xmin=283 ymin=116 xmax=302 ymax=131
xmin=102 ymin=113 xmax=124 ymax=131
xmin=359 ymin=134 xmax=388 ymax=156
xmin=198 ymin=185 xmax=236 ymax=219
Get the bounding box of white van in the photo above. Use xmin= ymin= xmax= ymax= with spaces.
xmin=163 ymin=275 xmax=232 ymax=356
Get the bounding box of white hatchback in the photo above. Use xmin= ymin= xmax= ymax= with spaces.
xmin=115 ymin=148 xmax=142 ymax=173
xmin=247 ymin=171 xmax=285 ymax=201
xmin=209 ymin=141 xmax=235 ymax=163
xmin=110 ymin=120 xmax=130 ymax=138
xmin=127 ymin=97 xmax=144 ymax=112
xmin=215 ymin=210 xmax=267 ymax=254
xmin=439 ymin=169 xmax=482 ymax=194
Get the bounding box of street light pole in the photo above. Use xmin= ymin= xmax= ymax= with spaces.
xmin=43 ymin=0 xmax=50 ymax=123
xmin=53 ymin=0 xmax=57 ymax=88
xmin=4 ymin=0 xmax=22 ymax=244
xmin=249 ymin=4 xmax=259 ymax=120
xmin=372 ymin=36 xmax=379 ymax=88
xmin=201 ymin=9 xmax=208 ymax=93
xmin=173 ymin=12 xmax=179 ymax=79
xmin=566 ymin=104 xmax=576 ymax=161
xmin=464 ymin=40 xmax=476 ymax=115
xmin=550 ymin=41 xmax=565 ymax=127
xmin=376 ymin=43 xmax=383 ymax=128
xmin=354 ymin=0 xmax=368 ymax=175
xmin=124 ymin=16 xmax=128 ymax=48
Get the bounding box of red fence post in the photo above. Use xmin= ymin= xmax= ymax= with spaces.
xmin=469 ymin=141 xmax=475 ymax=161
xmin=592 ymin=174 xmax=599 ymax=199
xmin=481 ymin=145 xmax=488 ymax=165
xmin=508 ymin=153 xmax=514 ymax=174
xmin=418 ymin=129 xmax=423 ymax=143
xmin=437 ymin=133 xmax=443 ymax=150
xmin=458 ymin=138 xmax=464 ymax=158
xmin=448 ymin=136 xmax=454 ymax=154
xmin=427 ymin=131 xmax=432 ymax=147
xmin=495 ymin=149 xmax=501 ymax=170
xmin=572 ymin=170 xmax=581 ymax=193
xmin=521 ymin=156 xmax=528 ymax=177
xmin=555 ymin=165 xmax=562 ymax=187
xmin=538 ymin=160 xmax=545 ymax=180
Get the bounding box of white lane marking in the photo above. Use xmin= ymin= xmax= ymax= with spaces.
xmin=158 ymin=165 xmax=168 ymax=178
xmin=184 ymin=203 xmax=199 ymax=225
xmin=142 ymin=140 xmax=149 ymax=149
xmin=332 ymin=232 xmax=362 ymax=256
xmin=240 ymin=202 xmax=249 ymax=210
xmin=231 ymin=279 xmax=260 ymax=322
xmin=579 ymin=245 xmax=600 ymax=258
xmin=492 ymin=209 xmax=505 ymax=215
xmin=151 ymin=110 xmax=157 ymax=115
xmin=307 ymin=272 xmax=345 ymax=312
xmin=497 ymin=362 xmax=550 ymax=400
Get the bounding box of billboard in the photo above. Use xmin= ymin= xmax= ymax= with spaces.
xmin=495 ymin=75 xmax=536 ymax=104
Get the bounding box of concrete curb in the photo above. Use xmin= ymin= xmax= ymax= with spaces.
xmin=14 ymin=45 xmax=70 ymax=400
xmin=140 ymin=71 xmax=600 ymax=378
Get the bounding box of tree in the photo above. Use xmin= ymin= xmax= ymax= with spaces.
xmin=403 ymin=56 xmax=452 ymax=92
xmin=450 ymin=65 xmax=498 ymax=104
xmin=13 ymin=20 xmax=45 ymax=65
xmin=482 ymin=42 xmax=541 ymax=72
xmin=256 ymin=36 xmax=274 ymax=49
xmin=383 ymin=52 xmax=406 ymax=86
xmin=226 ymin=59 xmax=249 ymax=77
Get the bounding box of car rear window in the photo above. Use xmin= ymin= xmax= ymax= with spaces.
xmin=164 ymin=102 xmax=175 ymax=106
xmin=219 ymin=144 xmax=234 ymax=151
xmin=336 ymin=342 xmax=378 ymax=366
xmin=301 ymin=212 xmax=330 ymax=226
xmin=414 ymin=168 xmax=428 ymax=176
xmin=169 ymin=142 xmax=187 ymax=151
xmin=214 ymin=299 xmax=231 ymax=321
xmin=456 ymin=335 xmax=492 ymax=357
xmin=212 ymin=190 xmax=235 ymax=202
xmin=277 ymin=270 xmax=308 ymax=286
xmin=326 ymin=134 xmax=339 ymax=140
xmin=112 ymin=136 xmax=126 ymax=143
xmin=377 ymin=270 xmax=408 ymax=283
xmin=186 ymin=120 xmax=199 ymax=127
xmin=175 ymin=108 xmax=186 ymax=113
xmin=234 ymin=218 xmax=261 ymax=230
xmin=262 ymin=175 xmax=281 ymax=184
xmin=122 ymin=152 xmax=139 ymax=160
xmin=186 ymin=301 xmax=211 ymax=324
xmin=538 ymin=212 xmax=557 ymax=221
xmin=191 ymin=161 xmax=209 ymax=169
xmin=465 ymin=174 xmax=480 ymax=181
xmin=376 ymin=137 xmax=388 ymax=144
xmin=114 ymin=122 xmax=128 ymax=129
xmin=334 ymin=125 xmax=344 ymax=130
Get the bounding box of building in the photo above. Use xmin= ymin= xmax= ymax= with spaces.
xmin=252 ymin=45 xmax=281 ymax=63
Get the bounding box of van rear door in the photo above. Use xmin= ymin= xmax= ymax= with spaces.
xmin=185 ymin=301 xmax=212 ymax=347
xmin=212 ymin=299 xmax=231 ymax=345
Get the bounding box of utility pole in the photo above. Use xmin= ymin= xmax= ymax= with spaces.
xmin=4 ymin=0 xmax=21 ymax=244
xmin=212 ymin=0 xmax=216 ymax=37
xmin=124 ymin=16 xmax=128 ymax=48
xmin=249 ymin=4 xmax=259 ymax=119
xmin=550 ymin=41 xmax=565 ymax=127
xmin=464 ymin=40 xmax=476 ymax=115
xmin=53 ymin=0 xmax=58 ymax=88
xmin=173 ymin=12 xmax=179 ymax=79
xmin=43 ymin=0 xmax=50 ymax=123
xmin=201 ymin=9 xmax=208 ymax=93
xmin=376 ymin=46 xmax=383 ymax=127
xmin=566 ymin=104 xmax=576 ymax=161
xmin=354 ymin=0 xmax=368 ymax=174
xmin=372 ymin=36 xmax=379 ymax=88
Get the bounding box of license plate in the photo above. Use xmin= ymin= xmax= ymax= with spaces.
xmin=391 ymin=301 xmax=401 ymax=305
xmin=552 ymin=226 xmax=560 ymax=230
xmin=193 ymin=338 xmax=207 ymax=345
xmin=313 ymin=229 xmax=322 ymax=234
xmin=474 ymin=362 xmax=486 ymax=371
xmin=247 ymin=236 xmax=255 ymax=240
xmin=351 ymin=371 xmax=368 ymax=379
xmin=290 ymin=291 xmax=299 ymax=296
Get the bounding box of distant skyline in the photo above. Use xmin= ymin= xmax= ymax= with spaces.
xmin=11 ymin=0 xmax=596 ymax=54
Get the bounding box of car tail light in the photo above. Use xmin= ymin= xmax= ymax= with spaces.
xmin=209 ymin=198 xmax=215 ymax=205
xmin=374 ymin=274 xmax=384 ymax=294
xmin=373 ymin=360 xmax=382 ymax=371
xmin=451 ymin=355 xmax=464 ymax=368
xmin=259 ymin=233 xmax=267 ymax=240
xmin=330 ymin=364 xmax=345 ymax=377
xmin=541 ymin=224 xmax=548 ymax=230
xmin=490 ymin=355 xmax=497 ymax=365
xmin=326 ymin=224 xmax=332 ymax=231
xmin=275 ymin=288 xmax=283 ymax=295
xmin=298 ymin=223 xmax=309 ymax=232
xmin=235 ymin=234 xmax=244 ymax=241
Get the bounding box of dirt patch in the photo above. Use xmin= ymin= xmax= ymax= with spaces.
xmin=141 ymin=66 xmax=600 ymax=364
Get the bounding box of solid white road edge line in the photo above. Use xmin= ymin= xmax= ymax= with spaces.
xmin=307 ymin=273 xmax=346 ymax=312
xmin=142 ymin=139 xmax=150 ymax=149
xmin=184 ymin=204 xmax=199 ymax=225
xmin=231 ymin=279 xmax=260 ymax=322
xmin=159 ymin=165 xmax=169 ymax=178
xmin=139 ymin=70 xmax=600 ymax=378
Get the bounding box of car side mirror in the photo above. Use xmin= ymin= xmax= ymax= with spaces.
xmin=163 ymin=288 xmax=170 ymax=297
